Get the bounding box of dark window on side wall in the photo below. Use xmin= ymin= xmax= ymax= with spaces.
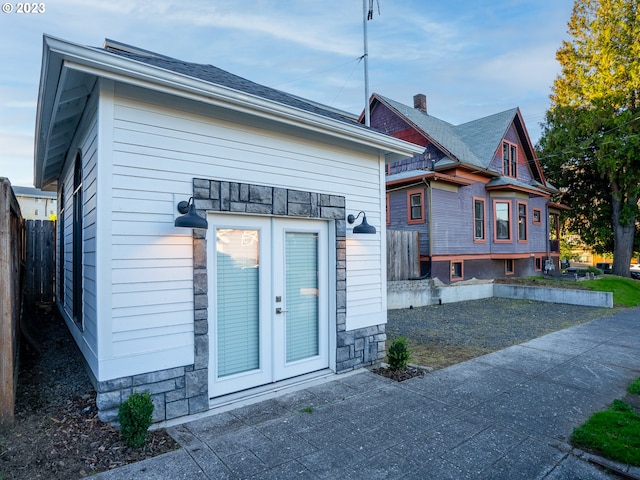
xmin=502 ymin=142 xmax=517 ymax=178
xmin=451 ymin=261 xmax=463 ymax=279
xmin=533 ymin=208 xmax=541 ymax=224
xmin=474 ymin=199 xmax=485 ymax=240
xmin=58 ymin=186 xmax=65 ymax=305
xmin=505 ymin=258 xmax=514 ymax=274
xmin=495 ymin=201 xmax=510 ymax=240
xmin=518 ymin=203 xmax=527 ymax=241
xmin=72 ymin=152 xmax=83 ymax=328
xmin=407 ymin=189 xmax=424 ymax=224
xmin=410 ymin=193 xmax=422 ymax=220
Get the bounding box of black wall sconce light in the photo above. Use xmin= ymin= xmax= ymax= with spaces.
xmin=175 ymin=197 xmax=208 ymax=229
xmin=347 ymin=211 xmax=376 ymax=234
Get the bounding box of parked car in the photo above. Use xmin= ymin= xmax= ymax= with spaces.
xmin=630 ymin=264 xmax=640 ymax=280
xmin=596 ymin=262 xmax=612 ymax=274
xmin=564 ymin=267 xmax=588 ymax=276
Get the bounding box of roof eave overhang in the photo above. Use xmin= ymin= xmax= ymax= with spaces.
xmin=34 ymin=37 xmax=64 ymax=189
xmin=35 ymin=35 xmax=423 ymax=188
xmin=485 ymin=183 xmax=549 ymax=197
xmin=548 ymin=202 xmax=571 ymax=211
xmin=437 ymin=162 xmax=499 ymax=178
xmin=386 ymin=171 xmax=474 ymax=189
xmin=512 ymin=109 xmax=548 ymax=186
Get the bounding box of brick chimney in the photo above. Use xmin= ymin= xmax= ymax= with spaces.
xmin=413 ymin=94 xmax=427 ymax=114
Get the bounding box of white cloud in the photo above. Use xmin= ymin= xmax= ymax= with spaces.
xmin=0 ymin=0 xmax=575 ymax=183
xmin=0 ymin=132 xmax=35 ymax=187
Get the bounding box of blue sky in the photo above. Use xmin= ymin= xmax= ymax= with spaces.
xmin=0 ymin=0 xmax=574 ymax=187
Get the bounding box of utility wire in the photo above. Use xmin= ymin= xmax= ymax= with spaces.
xmin=272 ymin=56 xmax=364 ymax=90
xmin=331 ymin=56 xmax=366 ymax=106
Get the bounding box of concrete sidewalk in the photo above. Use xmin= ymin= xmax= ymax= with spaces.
xmin=94 ymin=308 xmax=640 ymax=479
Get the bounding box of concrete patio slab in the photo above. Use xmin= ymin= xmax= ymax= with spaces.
xmin=94 ymin=307 xmax=640 ymax=480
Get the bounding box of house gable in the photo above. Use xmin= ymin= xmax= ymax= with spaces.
xmin=377 ymin=94 xmax=560 ymax=284
xmin=370 ymin=100 xmax=429 ymax=146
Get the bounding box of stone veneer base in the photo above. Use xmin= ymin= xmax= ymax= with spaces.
xmin=94 ymin=178 xmax=386 ymax=423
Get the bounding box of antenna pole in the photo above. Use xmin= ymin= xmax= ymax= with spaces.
xmin=363 ymin=0 xmax=370 ymax=127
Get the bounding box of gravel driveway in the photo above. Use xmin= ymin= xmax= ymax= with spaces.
xmin=386 ymin=298 xmax=615 ymax=369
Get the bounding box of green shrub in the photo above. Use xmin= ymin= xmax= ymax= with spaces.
xmin=388 ymin=337 xmax=411 ymax=371
xmin=118 ymin=391 xmax=154 ymax=448
xmin=587 ymin=266 xmax=603 ymax=275
xmin=629 ymin=377 xmax=640 ymax=395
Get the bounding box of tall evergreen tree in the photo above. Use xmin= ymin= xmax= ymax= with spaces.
xmin=537 ymin=0 xmax=640 ymax=275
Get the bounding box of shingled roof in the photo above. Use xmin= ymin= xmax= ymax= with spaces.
xmin=373 ymin=94 xmax=520 ymax=171
xmin=455 ymin=108 xmax=518 ymax=168
xmin=376 ymin=95 xmax=482 ymax=167
xmin=100 ymin=39 xmax=362 ymax=129
xmin=35 ymin=36 xmax=424 ymax=189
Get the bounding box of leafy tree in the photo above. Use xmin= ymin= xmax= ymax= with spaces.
xmin=537 ymin=0 xmax=640 ymax=276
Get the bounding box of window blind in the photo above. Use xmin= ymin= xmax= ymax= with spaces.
xmin=216 ymin=229 xmax=260 ymax=377
xmin=285 ymin=232 xmax=319 ymax=362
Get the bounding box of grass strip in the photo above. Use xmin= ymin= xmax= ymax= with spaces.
xmin=571 ymin=399 xmax=640 ymax=466
xmin=629 ymin=378 xmax=640 ymax=395
xmin=581 ymin=276 xmax=640 ymax=307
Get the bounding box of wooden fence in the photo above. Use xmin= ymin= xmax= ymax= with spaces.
xmin=0 ymin=178 xmax=24 ymax=428
xmin=24 ymin=220 xmax=55 ymax=305
xmin=387 ymin=229 xmax=420 ymax=281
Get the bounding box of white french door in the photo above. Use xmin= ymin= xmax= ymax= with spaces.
xmin=272 ymin=219 xmax=329 ymax=380
xmin=208 ymin=215 xmax=329 ymax=398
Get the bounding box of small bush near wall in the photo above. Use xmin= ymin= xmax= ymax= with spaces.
xmin=118 ymin=391 xmax=154 ymax=448
xmin=388 ymin=337 xmax=411 ymax=371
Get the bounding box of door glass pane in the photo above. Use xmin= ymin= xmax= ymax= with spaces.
xmin=216 ymin=229 xmax=260 ymax=377
xmin=285 ymin=232 xmax=319 ymax=362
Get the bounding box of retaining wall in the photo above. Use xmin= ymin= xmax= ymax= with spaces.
xmin=493 ymin=284 xmax=613 ymax=308
xmin=387 ymin=280 xmax=613 ymax=310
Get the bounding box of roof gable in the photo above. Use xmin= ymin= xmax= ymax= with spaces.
xmin=34 ymin=36 xmax=424 ymax=189
xmin=373 ymin=95 xmax=483 ymax=168
xmin=370 ymin=95 xmax=549 ymax=188
xmin=454 ymin=108 xmax=517 ymax=167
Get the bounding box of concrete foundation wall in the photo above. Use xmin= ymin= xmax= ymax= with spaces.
xmin=387 ymin=281 xmax=613 ymax=310
xmin=387 ymin=279 xmax=438 ymax=309
xmin=493 ymin=284 xmax=613 ymax=308
xmin=439 ymin=284 xmax=494 ymax=304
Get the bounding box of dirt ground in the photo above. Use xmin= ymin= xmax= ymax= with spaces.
xmin=0 ymin=306 xmax=178 ymax=480
xmin=386 ymin=295 xmax=616 ymax=370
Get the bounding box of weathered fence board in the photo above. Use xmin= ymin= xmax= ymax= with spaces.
xmin=0 ymin=178 xmax=24 ymax=428
xmin=387 ymin=230 xmax=420 ymax=281
xmin=24 ymin=220 xmax=55 ymax=305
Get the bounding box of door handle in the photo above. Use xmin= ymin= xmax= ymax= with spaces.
xmin=276 ymin=307 xmax=289 ymax=314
